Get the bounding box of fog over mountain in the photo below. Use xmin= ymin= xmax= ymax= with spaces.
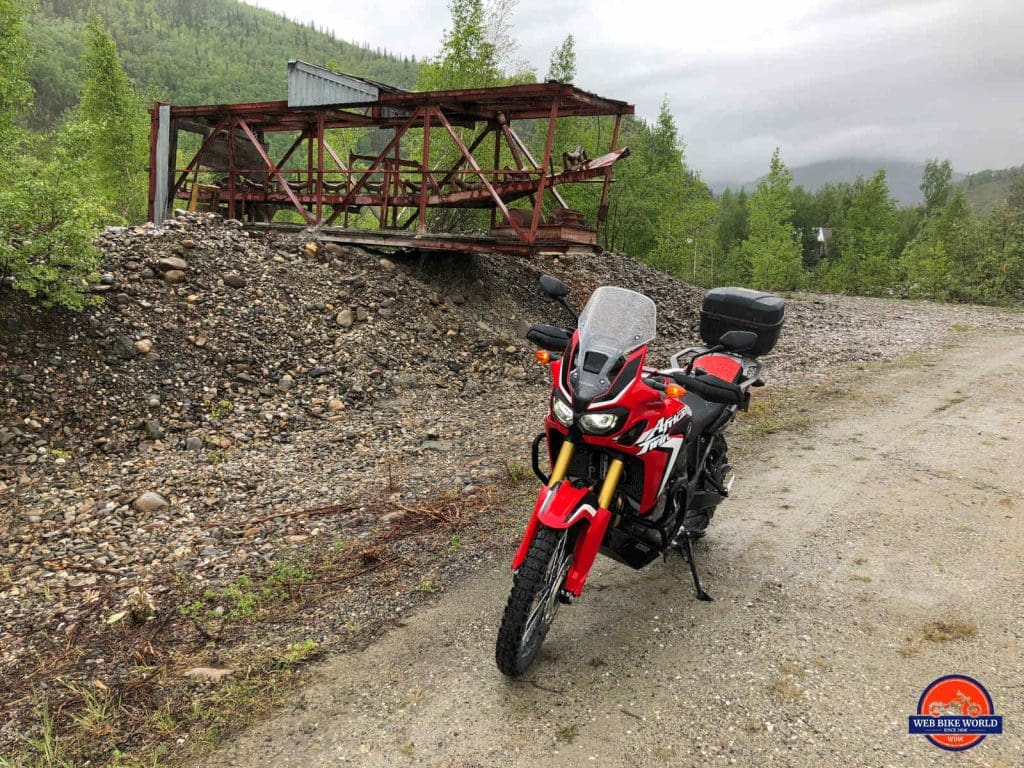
xmin=711 ymin=158 xmax=967 ymax=205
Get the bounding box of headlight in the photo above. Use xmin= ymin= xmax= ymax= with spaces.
xmin=551 ymin=395 xmax=574 ymax=427
xmin=579 ymin=412 xmax=620 ymax=435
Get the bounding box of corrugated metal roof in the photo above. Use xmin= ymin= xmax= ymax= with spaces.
xmin=287 ymin=60 xmax=405 ymax=108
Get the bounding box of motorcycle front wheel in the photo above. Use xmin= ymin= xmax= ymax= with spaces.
xmin=495 ymin=526 xmax=573 ymax=677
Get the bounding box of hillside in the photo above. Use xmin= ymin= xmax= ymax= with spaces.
xmin=958 ymin=164 xmax=1024 ymax=214
xmin=746 ymin=158 xmax=965 ymax=206
xmin=26 ymin=0 xmax=419 ymax=128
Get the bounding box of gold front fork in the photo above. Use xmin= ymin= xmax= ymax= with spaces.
xmin=597 ymin=459 xmax=625 ymax=510
xmin=548 ymin=441 xmax=576 ymax=487
xmin=549 ymin=442 xmax=624 ymax=510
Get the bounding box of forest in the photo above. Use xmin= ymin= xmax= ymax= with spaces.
xmin=26 ymin=0 xmax=418 ymax=128
xmin=2 ymin=0 xmax=1023 ymax=311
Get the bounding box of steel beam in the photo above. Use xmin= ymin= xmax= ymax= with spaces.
xmin=433 ymin=108 xmax=526 ymax=242
xmin=529 ymin=99 xmax=560 ymax=243
xmin=236 ymin=117 xmax=313 ymax=224
xmin=325 ymin=109 xmax=421 ymax=226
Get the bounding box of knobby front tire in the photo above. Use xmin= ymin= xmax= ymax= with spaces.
xmin=495 ymin=526 xmax=572 ymax=677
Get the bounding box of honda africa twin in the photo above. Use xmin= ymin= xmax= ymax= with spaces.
xmin=495 ymin=276 xmax=785 ymax=677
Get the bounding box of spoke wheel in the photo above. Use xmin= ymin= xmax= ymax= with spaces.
xmin=495 ymin=527 xmax=573 ymax=677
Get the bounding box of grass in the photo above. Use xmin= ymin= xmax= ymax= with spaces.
xmin=446 ymin=533 xmax=463 ymax=555
xmin=855 ymin=350 xmax=928 ymax=372
xmin=742 ymin=393 xmax=812 ymax=439
xmin=68 ymin=686 xmax=119 ymax=742
xmin=920 ymin=618 xmax=977 ymax=643
xmin=179 ymin=561 xmax=312 ymax=626
xmin=502 ymin=459 xmax=532 ymax=485
xmin=204 ymin=448 xmax=230 ymax=465
xmin=933 ymin=389 xmax=968 ymax=413
xmin=2 ymin=700 xmax=71 ymax=768
xmin=280 ymin=640 xmax=319 ymax=667
xmin=209 ymin=399 xmax=234 ymax=420
xmin=554 ymin=724 xmax=580 ymax=743
xmin=899 ymin=617 xmax=978 ymax=657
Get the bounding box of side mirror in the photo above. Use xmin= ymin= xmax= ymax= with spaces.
xmin=539 ymin=274 xmax=568 ymax=299
xmin=720 ymin=330 xmax=758 ymax=352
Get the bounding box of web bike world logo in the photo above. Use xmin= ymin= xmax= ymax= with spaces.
xmin=908 ymin=675 xmax=1003 ymax=751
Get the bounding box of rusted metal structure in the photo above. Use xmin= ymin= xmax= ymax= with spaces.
xmin=149 ymin=61 xmax=634 ymax=254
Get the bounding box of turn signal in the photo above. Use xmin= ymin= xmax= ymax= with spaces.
xmin=665 ymin=383 xmax=685 ymax=399
xmin=535 ymin=349 xmax=551 ymax=365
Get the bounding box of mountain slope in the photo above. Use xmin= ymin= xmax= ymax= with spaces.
xmin=27 ymin=0 xmax=419 ymax=128
xmin=761 ymin=158 xmax=965 ymax=205
xmin=958 ymin=165 xmax=1024 ymax=214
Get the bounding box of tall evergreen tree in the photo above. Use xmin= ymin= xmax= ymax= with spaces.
xmin=608 ymin=100 xmax=700 ymax=260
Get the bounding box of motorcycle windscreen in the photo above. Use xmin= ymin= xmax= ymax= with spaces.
xmin=574 ymin=286 xmax=656 ymax=402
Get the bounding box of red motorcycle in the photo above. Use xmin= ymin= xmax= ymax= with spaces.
xmin=496 ymin=276 xmax=785 ymax=676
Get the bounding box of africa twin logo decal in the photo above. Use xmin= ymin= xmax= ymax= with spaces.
xmin=636 ymin=411 xmax=687 ymax=455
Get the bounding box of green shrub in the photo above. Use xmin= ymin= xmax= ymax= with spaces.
xmin=0 ymin=148 xmax=108 ymax=311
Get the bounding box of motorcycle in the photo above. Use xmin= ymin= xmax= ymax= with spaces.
xmin=929 ymin=693 xmax=982 ymax=718
xmin=495 ymin=276 xmax=785 ymax=677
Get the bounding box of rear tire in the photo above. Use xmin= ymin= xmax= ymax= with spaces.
xmin=495 ymin=527 xmax=572 ymax=677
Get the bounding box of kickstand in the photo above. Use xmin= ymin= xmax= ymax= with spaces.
xmin=677 ymin=534 xmax=713 ymax=602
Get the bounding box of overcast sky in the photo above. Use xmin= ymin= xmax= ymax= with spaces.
xmin=244 ymin=0 xmax=1024 ymax=183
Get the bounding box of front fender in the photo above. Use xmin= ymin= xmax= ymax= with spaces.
xmin=510 ymin=482 xmax=612 ymax=597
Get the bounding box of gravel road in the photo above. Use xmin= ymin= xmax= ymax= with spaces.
xmin=191 ymin=333 xmax=1020 ymax=767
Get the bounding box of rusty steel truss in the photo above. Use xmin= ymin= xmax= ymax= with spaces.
xmin=148 ymin=72 xmax=634 ymax=255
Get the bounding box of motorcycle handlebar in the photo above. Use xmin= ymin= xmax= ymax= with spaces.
xmin=669 ymin=371 xmax=746 ymax=406
xmin=526 ymin=323 xmax=572 ymax=353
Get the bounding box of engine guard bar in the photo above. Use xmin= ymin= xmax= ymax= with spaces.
xmin=530 ymin=432 xmax=550 ymax=484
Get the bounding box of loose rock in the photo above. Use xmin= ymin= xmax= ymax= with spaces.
xmin=132 ymin=491 xmax=169 ymax=514
xmin=157 ymin=256 xmax=188 ymax=272
xmin=163 ymin=269 xmax=187 ymax=284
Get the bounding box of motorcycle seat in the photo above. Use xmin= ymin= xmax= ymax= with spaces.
xmin=693 ymin=353 xmax=743 ymax=383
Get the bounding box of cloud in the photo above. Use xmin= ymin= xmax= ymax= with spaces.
xmin=243 ymin=0 xmax=1024 ymax=182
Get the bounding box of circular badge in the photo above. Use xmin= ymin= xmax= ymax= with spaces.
xmin=916 ymin=675 xmax=995 ymax=751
